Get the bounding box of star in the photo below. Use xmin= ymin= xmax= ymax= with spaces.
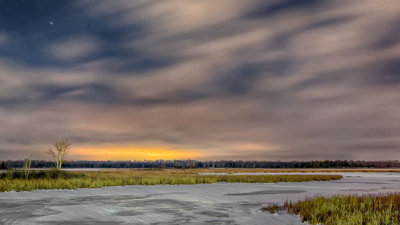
xmin=49 ymin=21 xmax=54 ymax=25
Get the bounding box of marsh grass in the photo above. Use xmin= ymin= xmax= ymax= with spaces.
xmin=0 ymin=169 xmax=85 ymax=179
xmin=0 ymin=169 xmax=342 ymax=192
xmin=262 ymin=194 xmax=400 ymax=225
xmin=185 ymin=168 xmax=400 ymax=173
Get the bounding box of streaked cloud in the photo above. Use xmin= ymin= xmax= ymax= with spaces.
xmin=46 ymin=35 xmax=100 ymax=61
xmin=0 ymin=0 xmax=399 ymax=160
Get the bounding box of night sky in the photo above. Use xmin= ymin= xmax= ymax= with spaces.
xmin=0 ymin=0 xmax=399 ymax=160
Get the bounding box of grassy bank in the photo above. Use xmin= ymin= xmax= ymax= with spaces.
xmin=0 ymin=169 xmax=342 ymax=192
xmin=262 ymin=194 xmax=400 ymax=225
xmin=185 ymin=168 xmax=400 ymax=173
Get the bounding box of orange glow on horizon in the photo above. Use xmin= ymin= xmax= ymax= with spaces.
xmin=71 ymin=146 xmax=203 ymax=160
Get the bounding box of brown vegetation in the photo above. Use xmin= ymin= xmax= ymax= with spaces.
xmin=262 ymin=194 xmax=400 ymax=225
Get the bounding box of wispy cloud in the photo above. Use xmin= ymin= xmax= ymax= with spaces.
xmin=0 ymin=0 xmax=399 ymax=160
xmin=46 ymin=35 xmax=101 ymax=61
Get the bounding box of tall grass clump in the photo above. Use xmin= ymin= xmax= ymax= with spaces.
xmin=262 ymin=193 xmax=400 ymax=225
xmin=23 ymin=158 xmax=32 ymax=179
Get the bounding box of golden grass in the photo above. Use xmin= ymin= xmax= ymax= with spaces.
xmin=185 ymin=168 xmax=400 ymax=173
xmin=263 ymin=194 xmax=400 ymax=225
xmin=0 ymin=169 xmax=342 ymax=192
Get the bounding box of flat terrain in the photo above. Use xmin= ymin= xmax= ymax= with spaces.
xmin=0 ymin=169 xmax=341 ymax=192
xmin=1 ymin=172 xmax=399 ymax=224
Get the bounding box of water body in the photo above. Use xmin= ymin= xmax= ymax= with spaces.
xmin=0 ymin=173 xmax=399 ymax=225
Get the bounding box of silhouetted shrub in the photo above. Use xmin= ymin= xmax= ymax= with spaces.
xmin=0 ymin=169 xmax=85 ymax=179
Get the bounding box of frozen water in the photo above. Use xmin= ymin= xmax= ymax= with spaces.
xmin=0 ymin=173 xmax=399 ymax=224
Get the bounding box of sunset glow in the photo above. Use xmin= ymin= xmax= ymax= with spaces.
xmin=72 ymin=146 xmax=203 ymax=160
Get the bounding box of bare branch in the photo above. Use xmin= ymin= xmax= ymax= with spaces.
xmin=46 ymin=139 xmax=71 ymax=169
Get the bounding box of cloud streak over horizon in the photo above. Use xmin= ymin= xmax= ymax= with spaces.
xmin=0 ymin=0 xmax=399 ymax=160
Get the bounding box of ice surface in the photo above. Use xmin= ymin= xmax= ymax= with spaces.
xmin=0 ymin=173 xmax=399 ymax=224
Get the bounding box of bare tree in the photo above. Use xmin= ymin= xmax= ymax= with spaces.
xmin=46 ymin=139 xmax=71 ymax=169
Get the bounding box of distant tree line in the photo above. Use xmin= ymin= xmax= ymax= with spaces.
xmin=1 ymin=160 xmax=400 ymax=169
